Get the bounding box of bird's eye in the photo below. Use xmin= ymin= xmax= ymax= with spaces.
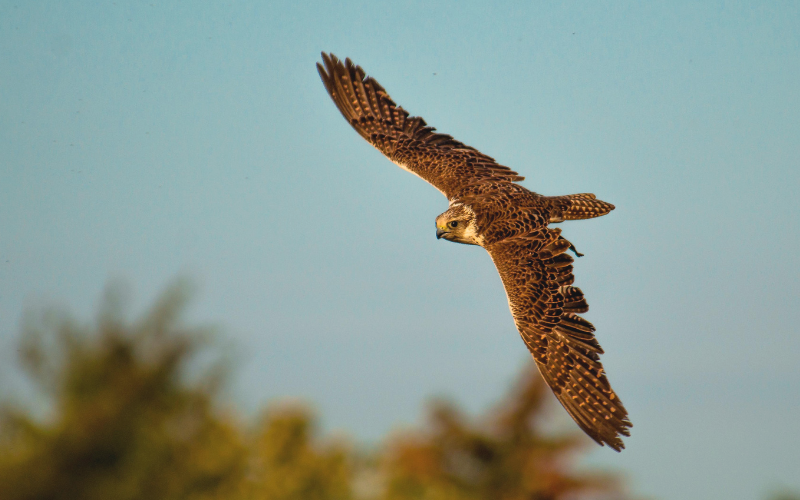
xmin=448 ymin=221 xmax=459 ymax=228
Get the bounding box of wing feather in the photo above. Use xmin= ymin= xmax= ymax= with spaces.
xmin=317 ymin=53 xmax=524 ymax=198
xmin=487 ymin=229 xmax=631 ymax=451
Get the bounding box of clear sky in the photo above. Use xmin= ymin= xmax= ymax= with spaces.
xmin=1 ymin=1 xmax=799 ymax=499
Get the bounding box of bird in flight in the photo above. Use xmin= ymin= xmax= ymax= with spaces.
xmin=317 ymin=53 xmax=632 ymax=451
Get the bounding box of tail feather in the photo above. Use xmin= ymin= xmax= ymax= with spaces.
xmin=548 ymin=193 xmax=615 ymax=222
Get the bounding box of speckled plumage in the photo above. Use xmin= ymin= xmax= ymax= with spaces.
xmin=317 ymin=53 xmax=631 ymax=451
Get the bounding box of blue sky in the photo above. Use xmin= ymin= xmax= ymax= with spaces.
xmin=1 ymin=1 xmax=799 ymax=499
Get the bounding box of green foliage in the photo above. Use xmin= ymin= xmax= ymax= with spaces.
xmin=0 ymin=284 xmax=248 ymax=500
xmin=244 ymin=406 xmax=352 ymax=500
xmin=0 ymin=283 xmax=632 ymax=500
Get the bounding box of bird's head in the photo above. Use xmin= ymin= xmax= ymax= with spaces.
xmin=435 ymin=204 xmax=482 ymax=246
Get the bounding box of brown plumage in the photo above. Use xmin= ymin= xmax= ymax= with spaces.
xmin=317 ymin=53 xmax=631 ymax=451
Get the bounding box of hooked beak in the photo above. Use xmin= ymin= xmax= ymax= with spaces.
xmin=436 ymin=228 xmax=448 ymax=240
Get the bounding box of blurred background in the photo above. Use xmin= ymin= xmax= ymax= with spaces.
xmin=1 ymin=2 xmax=798 ymax=499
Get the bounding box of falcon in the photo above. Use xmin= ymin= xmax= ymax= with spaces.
xmin=317 ymin=53 xmax=632 ymax=451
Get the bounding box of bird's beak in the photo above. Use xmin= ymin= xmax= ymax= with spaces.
xmin=436 ymin=228 xmax=448 ymax=239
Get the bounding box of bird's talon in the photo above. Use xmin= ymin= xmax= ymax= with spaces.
xmin=569 ymin=244 xmax=584 ymax=257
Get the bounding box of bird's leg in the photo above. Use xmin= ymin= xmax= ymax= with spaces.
xmin=569 ymin=243 xmax=584 ymax=258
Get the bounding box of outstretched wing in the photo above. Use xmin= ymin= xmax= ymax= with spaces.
xmin=317 ymin=53 xmax=524 ymax=199
xmin=487 ymin=228 xmax=631 ymax=451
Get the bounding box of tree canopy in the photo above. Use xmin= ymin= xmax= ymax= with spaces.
xmin=0 ymin=284 xmax=633 ymax=500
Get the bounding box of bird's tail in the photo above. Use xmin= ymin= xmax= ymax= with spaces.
xmin=548 ymin=193 xmax=615 ymax=222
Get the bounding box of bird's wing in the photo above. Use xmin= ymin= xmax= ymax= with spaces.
xmin=487 ymin=228 xmax=631 ymax=450
xmin=317 ymin=53 xmax=524 ymax=199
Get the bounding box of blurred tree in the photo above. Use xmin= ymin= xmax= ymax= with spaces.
xmin=379 ymin=367 xmax=628 ymax=500
xmin=244 ymin=405 xmax=353 ymax=500
xmin=0 ymin=284 xmax=355 ymax=500
xmin=0 ymin=283 xmax=248 ymax=500
xmin=0 ymin=283 xmax=635 ymax=500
